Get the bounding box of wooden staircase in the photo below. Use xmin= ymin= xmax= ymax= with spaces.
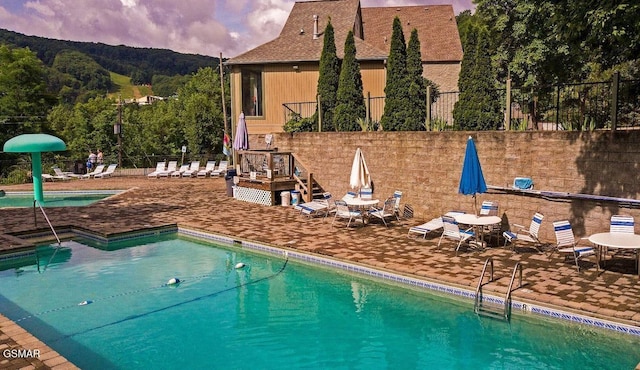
xmin=290 ymin=153 xmax=326 ymax=203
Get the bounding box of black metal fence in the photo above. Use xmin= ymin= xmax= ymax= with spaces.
xmin=283 ymin=73 xmax=640 ymax=131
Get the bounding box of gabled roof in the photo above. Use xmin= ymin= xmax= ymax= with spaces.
xmin=227 ymin=0 xmax=462 ymax=65
xmin=361 ymin=5 xmax=463 ymax=62
xmin=228 ymin=0 xmax=386 ymax=65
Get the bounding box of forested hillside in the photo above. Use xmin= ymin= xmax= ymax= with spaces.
xmin=0 ymin=29 xmax=219 ymax=84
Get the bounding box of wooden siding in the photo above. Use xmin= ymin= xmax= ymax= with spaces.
xmin=230 ymin=61 xmax=387 ymax=134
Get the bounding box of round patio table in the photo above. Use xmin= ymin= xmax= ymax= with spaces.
xmin=588 ymin=232 xmax=640 ymax=277
xmin=454 ymin=214 xmax=502 ymax=248
xmin=344 ymin=198 xmax=380 ymax=224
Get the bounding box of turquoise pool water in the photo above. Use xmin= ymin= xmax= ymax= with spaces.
xmin=0 ymin=191 xmax=118 ymax=208
xmin=0 ymin=235 xmax=638 ymax=369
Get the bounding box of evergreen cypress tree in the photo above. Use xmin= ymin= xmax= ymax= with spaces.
xmin=473 ymin=28 xmax=502 ymax=130
xmin=452 ymin=23 xmax=478 ymax=130
xmin=405 ymin=28 xmax=426 ymax=131
xmin=316 ymin=19 xmax=340 ymax=131
xmin=453 ymin=25 xmax=501 ymax=130
xmin=334 ymin=30 xmax=366 ymax=131
xmin=380 ymin=17 xmax=409 ymax=131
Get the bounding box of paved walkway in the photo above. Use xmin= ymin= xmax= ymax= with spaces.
xmin=1 ymin=176 xmax=639 ymax=368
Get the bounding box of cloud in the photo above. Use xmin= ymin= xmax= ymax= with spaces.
xmin=0 ymin=0 xmax=472 ymax=57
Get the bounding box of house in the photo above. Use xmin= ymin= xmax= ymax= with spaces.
xmin=226 ymin=0 xmax=463 ymax=134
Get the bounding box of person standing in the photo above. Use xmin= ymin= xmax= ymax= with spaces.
xmin=97 ymin=149 xmax=104 ymax=165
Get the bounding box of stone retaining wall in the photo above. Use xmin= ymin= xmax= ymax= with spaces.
xmin=256 ymin=130 xmax=640 ymax=241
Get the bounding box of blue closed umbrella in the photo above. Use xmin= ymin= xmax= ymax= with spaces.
xmin=459 ymin=136 xmax=487 ymax=215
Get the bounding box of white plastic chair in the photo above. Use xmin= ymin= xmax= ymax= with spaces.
xmin=503 ymin=212 xmax=544 ymax=252
xmin=552 ymin=220 xmax=595 ymax=272
xmin=438 ymin=215 xmax=475 ymax=255
xmin=331 ymin=200 xmax=363 ymax=228
xmin=94 ymin=164 xmax=117 ymax=178
xmin=369 ymin=198 xmax=397 ymax=227
xmin=197 ymin=161 xmax=217 ymax=178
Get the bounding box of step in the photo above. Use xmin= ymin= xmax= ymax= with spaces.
xmin=476 ymin=303 xmax=508 ymax=321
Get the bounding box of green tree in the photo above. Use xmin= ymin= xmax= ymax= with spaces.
xmin=51 ymin=50 xmax=113 ymax=98
xmin=176 ymin=67 xmax=225 ymax=157
xmin=404 ymin=29 xmax=426 ymax=131
xmin=333 ymin=31 xmax=365 ymax=132
xmin=453 ymin=26 xmax=501 ymax=130
xmin=380 ymin=17 xmax=409 ymax=131
xmin=316 ymin=19 xmax=340 ymax=132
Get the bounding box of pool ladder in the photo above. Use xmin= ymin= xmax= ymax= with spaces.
xmin=473 ymin=257 xmax=523 ymax=322
xmin=33 ymin=200 xmax=61 ymax=246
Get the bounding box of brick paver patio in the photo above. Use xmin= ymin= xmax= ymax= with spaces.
xmin=1 ymin=176 xmax=639 ymax=368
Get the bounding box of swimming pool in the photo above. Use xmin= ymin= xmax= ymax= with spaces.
xmin=0 ymin=190 xmax=122 ymax=208
xmin=0 ymin=233 xmax=638 ymax=369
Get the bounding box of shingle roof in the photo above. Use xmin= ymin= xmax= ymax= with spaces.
xmin=361 ymin=5 xmax=463 ymax=62
xmin=227 ymin=0 xmax=462 ymax=65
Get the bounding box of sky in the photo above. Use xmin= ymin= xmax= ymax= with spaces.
xmin=0 ymin=0 xmax=475 ymax=58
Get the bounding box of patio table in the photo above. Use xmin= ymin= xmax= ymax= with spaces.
xmin=454 ymin=214 xmax=501 ymax=249
xmin=344 ymin=198 xmax=379 ymax=225
xmin=588 ymin=232 xmax=640 ymax=277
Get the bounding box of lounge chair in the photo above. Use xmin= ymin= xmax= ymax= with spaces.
xmin=295 ymin=192 xmax=333 ymax=217
xmin=182 ymin=161 xmax=201 ymax=177
xmin=438 ymin=215 xmax=475 ymax=255
xmin=503 ymin=212 xmax=544 ymax=252
xmin=148 ymin=162 xmax=166 ymax=178
xmin=408 ymin=211 xmax=465 ymax=239
xmin=210 ymin=161 xmax=228 ymax=177
xmin=368 ymin=197 xmax=397 ymax=227
xmin=94 ymin=164 xmax=117 ymax=178
xmin=81 ymin=164 xmax=106 ymax=179
xmin=42 ymin=173 xmax=71 ymax=181
xmin=552 ymin=220 xmax=595 ymax=272
xmin=331 ymin=200 xmax=363 ymax=228
xmin=197 ymin=161 xmax=217 ymax=178
xmin=171 ymin=164 xmax=190 ymax=178
xmin=53 ymin=166 xmax=81 ymax=179
xmin=157 ymin=161 xmax=178 ymax=178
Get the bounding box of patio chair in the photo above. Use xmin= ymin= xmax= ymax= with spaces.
xmin=171 ymin=163 xmax=190 ymax=178
xmin=368 ymin=198 xmax=397 ymax=227
xmin=438 ymin=215 xmax=475 ymax=255
xmin=211 ymin=161 xmax=228 ymax=177
xmin=360 ymin=187 xmax=373 ymax=199
xmin=408 ymin=211 xmax=465 ymax=239
xmin=81 ymin=164 xmax=106 ymax=179
xmin=148 ymin=162 xmax=166 ymax=178
xmin=552 ymin=220 xmax=595 ymax=272
xmin=94 ymin=164 xmax=117 ymax=178
xmin=331 ymin=200 xmax=363 ymax=228
xmin=157 ymin=161 xmax=178 ymax=178
xmin=182 ymin=161 xmax=201 ymax=177
xmin=197 ymin=161 xmax=217 ymax=178
xmin=503 ymin=212 xmax=544 ymax=253
xmin=610 ymin=215 xmax=635 ymax=234
xmin=392 ymin=190 xmax=403 ymax=217
xmin=479 ymin=200 xmax=500 ymax=245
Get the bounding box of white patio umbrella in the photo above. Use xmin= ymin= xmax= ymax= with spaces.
xmin=233 ymin=113 xmax=249 ymax=151
xmin=349 ymin=147 xmax=371 ymax=194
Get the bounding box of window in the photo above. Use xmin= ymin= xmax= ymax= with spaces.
xmin=241 ymin=68 xmax=263 ymax=117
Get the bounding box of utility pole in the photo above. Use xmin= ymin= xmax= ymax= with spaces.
xmin=114 ymin=95 xmax=123 ymax=167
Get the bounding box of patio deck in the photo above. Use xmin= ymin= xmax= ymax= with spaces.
xmin=1 ymin=176 xmax=639 ymax=368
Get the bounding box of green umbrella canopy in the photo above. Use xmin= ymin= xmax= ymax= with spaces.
xmin=2 ymin=134 xmax=67 ymax=203
xmin=3 ymin=134 xmax=66 ymax=153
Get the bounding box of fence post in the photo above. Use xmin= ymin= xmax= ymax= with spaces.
xmin=505 ymin=78 xmax=511 ymax=130
xmin=317 ymin=94 xmax=322 ymax=132
xmin=366 ymin=92 xmax=371 ymax=125
xmin=611 ymin=71 xmax=620 ymax=131
xmin=426 ymin=85 xmax=432 ymax=130
xmin=555 ymin=84 xmax=561 ymax=130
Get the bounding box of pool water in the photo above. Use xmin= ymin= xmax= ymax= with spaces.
xmin=0 ymin=235 xmax=638 ymax=369
xmin=0 ymin=192 xmax=117 ymax=208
